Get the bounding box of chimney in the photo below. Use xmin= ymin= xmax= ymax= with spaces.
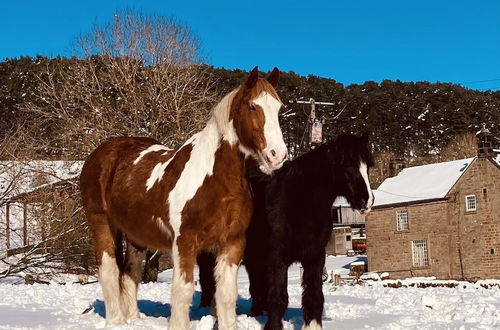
xmin=476 ymin=125 xmax=494 ymax=158
xmin=389 ymin=158 xmax=405 ymax=177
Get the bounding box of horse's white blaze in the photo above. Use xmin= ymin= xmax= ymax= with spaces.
xmin=214 ymin=257 xmax=238 ymax=329
xmin=133 ymin=144 xmax=170 ymax=165
xmin=253 ymin=92 xmax=287 ymax=166
xmin=360 ymin=162 xmax=373 ymax=210
xmin=303 ymin=319 xmax=322 ymax=330
xmin=99 ymin=252 xmax=125 ymax=325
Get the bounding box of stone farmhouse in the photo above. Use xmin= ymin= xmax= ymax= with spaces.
xmin=366 ymin=128 xmax=499 ymax=280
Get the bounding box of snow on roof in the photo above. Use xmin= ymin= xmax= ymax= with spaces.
xmin=332 ymin=195 xmax=349 ymax=207
xmin=373 ymin=157 xmax=476 ymax=207
xmin=493 ymin=151 xmax=500 ymax=166
xmin=0 ymin=161 xmax=83 ymax=200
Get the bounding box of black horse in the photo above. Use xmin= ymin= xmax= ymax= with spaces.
xmin=198 ymin=132 xmax=375 ymax=329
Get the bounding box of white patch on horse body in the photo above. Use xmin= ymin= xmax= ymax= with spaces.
xmin=133 ymin=144 xmax=170 ymax=165
xmin=360 ymin=162 xmax=374 ymax=210
xmin=303 ymin=319 xmax=322 ymax=330
xmin=168 ymin=118 xmax=220 ymax=237
xmin=145 ymin=138 xmax=195 ymax=191
xmin=99 ymin=252 xmax=125 ymax=325
xmin=214 ymin=257 xmax=238 ymax=329
xmin=156 ymin=216 xmax=170 ymax=235
xmin=253 ymin=92 xmax=287 ymax=163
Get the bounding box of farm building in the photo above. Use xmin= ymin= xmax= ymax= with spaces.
xmin=326 ymin=197 xmax=366 ymax=255
xmin=366 ymin=128 xmax=500 ymax=280
xmin=0 ymin=161 xmax=82 ymax=257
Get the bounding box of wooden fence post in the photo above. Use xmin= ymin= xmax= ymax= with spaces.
xmin=5 ymin=203 xmax=10 ymax=250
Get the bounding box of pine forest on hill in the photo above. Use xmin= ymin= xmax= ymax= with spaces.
xmin=1 ymin=56 xmax=499 ymax=185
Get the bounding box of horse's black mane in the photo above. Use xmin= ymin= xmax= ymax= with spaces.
xmin=263 ymin=132 xmax=372 ymax=183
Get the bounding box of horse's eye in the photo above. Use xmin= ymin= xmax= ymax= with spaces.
xmin=250 ymin=104 xmax=256 ymax=111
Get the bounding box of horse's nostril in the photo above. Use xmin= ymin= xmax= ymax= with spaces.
xmin=271 ymin=149 xmax=276 ymax=157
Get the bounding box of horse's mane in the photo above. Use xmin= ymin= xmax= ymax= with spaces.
xmin=212 ymin=89 xmax=237 ymax=138
xmin=279 ymin=133 xmax=372 ymax=181
xmin=277 ymin=143 xmax=332 ymax=180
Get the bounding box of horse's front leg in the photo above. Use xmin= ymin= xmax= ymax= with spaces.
xmin=245 ymin=255 xmax=267 ymax=316
xmin=301 ymin=254 xmax=325 ymax=330
xmin=169 ymin=243 xmax=195 ymax=330
xmin=214 ymin=239 xmax=245 ymax=330
xmin=264 ymin=254 xmax=288 ymax=330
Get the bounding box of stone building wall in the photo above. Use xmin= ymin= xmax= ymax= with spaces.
xmin=448 ymin=158 xmax=500 ymax=280
xmin=366 ymin=201 xmax=452 ymax=279
xmin=366 ymin=158 xmax=499 ymax=280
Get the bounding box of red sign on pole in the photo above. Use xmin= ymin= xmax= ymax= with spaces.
xmin=310 ymin=119 xmax=323 ymax=143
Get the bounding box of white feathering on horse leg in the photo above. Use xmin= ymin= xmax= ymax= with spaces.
xmin=303 ymin=319 xmax=322 ymax=330
xmin=99 ymin=252 xmax=126 ymax=325
xmin=169 ymin=245 xmax=194 ymax=330
xmin=120 ymin=274 xmax=140 ymax=320
xmin=214 ymin=257 xmax=239 ymax=330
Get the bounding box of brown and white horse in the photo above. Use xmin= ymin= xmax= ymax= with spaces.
xmin=79 ymin=67 xmax=287 ymax=329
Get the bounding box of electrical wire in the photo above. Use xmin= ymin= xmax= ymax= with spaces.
xmin=376 ymin=188 xmax=434 ymax=200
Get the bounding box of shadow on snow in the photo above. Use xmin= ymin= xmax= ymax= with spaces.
xmin=91 ymin=291 xmax=305 ymax=327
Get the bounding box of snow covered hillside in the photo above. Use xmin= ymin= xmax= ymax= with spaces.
xmin=0 ymin=255 xmax=499 ymax=329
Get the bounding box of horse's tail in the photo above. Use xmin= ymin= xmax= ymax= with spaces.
xmin=80 ymin=139 xmax=120 ymax=214
xmin=80 ymin=139 xmax=123 ymax=264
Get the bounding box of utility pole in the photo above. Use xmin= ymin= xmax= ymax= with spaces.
xmin=294 ymin=98 xmax=336 ymax=148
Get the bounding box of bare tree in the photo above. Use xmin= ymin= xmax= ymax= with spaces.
xmin=2 ymin=11 xmax=217 ymax=279
xmin=20 ymin=10 xmax=217 ymax=158
xmin=0 ymin=159 xmax=90 ymax=280
xmin=438 ymin=132 xmax=476 ymax=161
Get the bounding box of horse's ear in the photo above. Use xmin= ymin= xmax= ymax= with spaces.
xmin=267 ymin=67 xmax=280 ymax=87
xmin=245 ymin=66 xmax=259 ymax=89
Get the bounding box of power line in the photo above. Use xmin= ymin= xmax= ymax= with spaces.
xmin=478 ymin=86 xmax=500 ymax=91
xmin=459 ymin=78 xmax=500 ymax=85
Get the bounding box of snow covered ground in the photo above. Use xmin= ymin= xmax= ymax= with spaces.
xmin=1 ymin=255 xmax=499 ymax=329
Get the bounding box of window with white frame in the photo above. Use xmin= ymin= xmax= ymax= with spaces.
xmin=411 ymin=240 xmax=429 ymax=267
xmin=465 ymin=195 xmax=477 ymax=211
xmin=396 ymin=210 xmax=409 ymax=231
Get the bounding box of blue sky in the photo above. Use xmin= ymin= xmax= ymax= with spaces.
xmin=1 ymin=0 xmax=499 ymax=90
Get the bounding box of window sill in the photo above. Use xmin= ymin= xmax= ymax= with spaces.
xmin=395 ymin=229 xmax=410 ymax=234
xmin=411 ymin=265 xmax=431 ymax=270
